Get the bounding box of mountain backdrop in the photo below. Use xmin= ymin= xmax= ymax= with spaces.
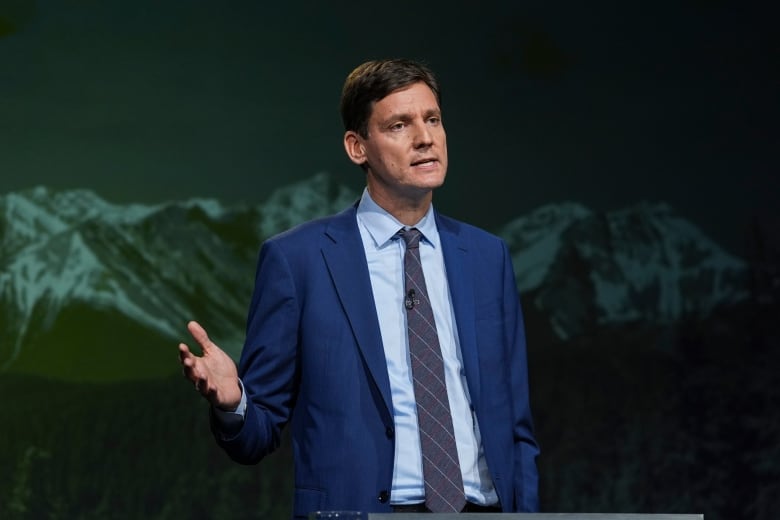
xmin=1 ymin=172 xmax=748 ymax=380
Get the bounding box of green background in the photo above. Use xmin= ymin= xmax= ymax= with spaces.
xmin=1 ymin=2 xmax=778 ymax=519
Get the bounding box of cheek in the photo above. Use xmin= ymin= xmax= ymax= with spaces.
xmin=385 ymin=148 xmax=408 ymax=169
xmin=374 ymin=154 xmax=402 ymax=176
xmin=370 ymin=140 xmax=410 ymax=173
xmin=438 ymin=138 xmax=448 ymax=163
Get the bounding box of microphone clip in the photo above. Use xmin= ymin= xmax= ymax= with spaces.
xmin=405 ymin=289 xmax=420 ymax=310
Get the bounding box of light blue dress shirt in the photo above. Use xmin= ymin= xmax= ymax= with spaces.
xmin=215 ymin=189 xmax=497 ymax=506
xmin=355 ymin=189 xmax=497 ymax=506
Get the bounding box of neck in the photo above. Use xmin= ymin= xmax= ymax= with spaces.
xmin=367 ymin=187 xmax=432 ymax=226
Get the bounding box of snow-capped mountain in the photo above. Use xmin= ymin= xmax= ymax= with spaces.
xmin=500 ymin=201 xmax=749 ymax=339
xmin=499 ymin=202 xmax=594 ymax=293
xmin=0 ymin=173 xmax=356 ymax=380
xmin=0 ymin=174 xmax=749 ymax=380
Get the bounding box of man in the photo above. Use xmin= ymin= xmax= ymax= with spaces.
xmin=179 ymin=58 xmax=539 ymax=518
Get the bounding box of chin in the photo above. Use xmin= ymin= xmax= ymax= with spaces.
xmin=411 ymin=165 xmax=446 ymax=180
xmin=421 ymin=172 xmax=446 ymax=188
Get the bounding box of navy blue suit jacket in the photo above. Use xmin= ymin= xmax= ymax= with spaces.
xmin=214 ymin=204 xmax=539 ymax=518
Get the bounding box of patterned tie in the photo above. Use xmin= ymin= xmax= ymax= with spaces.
xmin=399 ymin=227 xmax=466 ymax=513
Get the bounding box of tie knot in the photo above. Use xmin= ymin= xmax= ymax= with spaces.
xmin=398 ymin=227 xmax=422 ymax=249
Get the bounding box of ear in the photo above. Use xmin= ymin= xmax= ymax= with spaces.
xmin=343 ymin=131 xmax=367 ymax=166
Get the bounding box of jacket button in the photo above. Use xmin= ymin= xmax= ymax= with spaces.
xmin=385 ymin=426 xmax=394 ymax=438
xmin=378 ymin=490 xmax=390 ymax=503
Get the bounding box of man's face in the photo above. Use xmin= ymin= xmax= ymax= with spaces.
xmin=348 ymin=82 xmax=448 ymax=208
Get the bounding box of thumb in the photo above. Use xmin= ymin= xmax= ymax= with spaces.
xmin=187 ymin=320 xmax=213 ymax=354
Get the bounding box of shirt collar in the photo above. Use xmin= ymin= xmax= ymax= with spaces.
xmin=356 ymin=188 xmax=439 ymax=249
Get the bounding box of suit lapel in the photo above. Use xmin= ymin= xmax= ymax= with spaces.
xmin=317 ymin=208 xmax=482 ymax=418
xmin=320 ymin=207 xmax=394 ymax=417
xmin=437 ymin=213 xmax=482 ymax=405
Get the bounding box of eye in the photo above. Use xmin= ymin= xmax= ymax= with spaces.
xmin=389 ymin=121 xmax=405 ymax=131
xmin=427 ymin=116 xmax=441 ymax=125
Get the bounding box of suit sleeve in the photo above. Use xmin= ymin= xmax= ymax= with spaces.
xmin=501 ymin=240 xmax=540 ymax=511
xmin=211 ymin=239 xmax=301 ymax=464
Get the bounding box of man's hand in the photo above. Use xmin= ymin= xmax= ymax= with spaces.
xmin=178 ymin=321 xmax=242 ymax=410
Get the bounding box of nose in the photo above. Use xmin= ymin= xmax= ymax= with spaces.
xmin=412 ymin=121 xmax=433 ymax=148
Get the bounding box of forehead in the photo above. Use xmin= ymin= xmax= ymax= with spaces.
xmin=370 ymin=82 xmax=440 ymax=120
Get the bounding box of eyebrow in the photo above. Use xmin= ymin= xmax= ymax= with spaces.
xmin=378 ymin=108 xmax=442 ymax=127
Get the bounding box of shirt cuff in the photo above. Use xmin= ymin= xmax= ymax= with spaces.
xmin=211 ymin=379 xmax=247 ymax=431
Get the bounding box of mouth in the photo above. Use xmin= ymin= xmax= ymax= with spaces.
xmin=411 ymin=158 xmax=438 ymax=168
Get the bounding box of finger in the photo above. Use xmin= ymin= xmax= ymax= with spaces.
xmin=178 ymin=343 xmax=200 ymax=369
xmin=187 ymin=320 xmax=213 ymax=354
xmin=180 ymin=361 xmax=198 ymax=382
xmin=189 ymin=369 xmax=208 ymax=394
xmin=178 ymin=345 xmax=202 ymax=380
xmin=178 ymin=342 xmax=192 ymax=361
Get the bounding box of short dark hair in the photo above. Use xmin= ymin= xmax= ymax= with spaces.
xmin=340 ymin=58 xmax=441 ymax=138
